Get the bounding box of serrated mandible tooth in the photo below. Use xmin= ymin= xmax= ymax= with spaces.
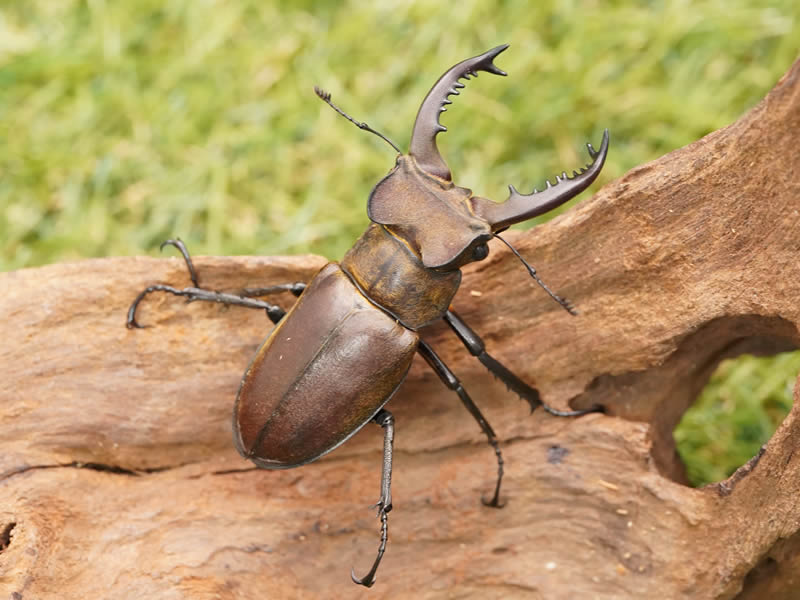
xmin=408 ymin=45 xmax=512 ymax=181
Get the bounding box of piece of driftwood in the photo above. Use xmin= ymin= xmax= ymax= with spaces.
xmin=2 ymin=59 xmax=800 ymax=599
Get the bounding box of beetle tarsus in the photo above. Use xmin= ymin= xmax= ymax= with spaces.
xmin=126 ymin=288 xmax=150 ymax=329
xmin=350 ymin=508 xmax=389 ymax=587
xmin=159 ymin=238 xmax=200 ymax=287
xmin=481 ymin=442 xmax=506 ymax=508
xmin=352 ymin=408 xmax=395 ymax=588
xmin=126 ymin=284 xmax=187 ymax=329
xmin=351 ymin=509 xmax=388 ymax=588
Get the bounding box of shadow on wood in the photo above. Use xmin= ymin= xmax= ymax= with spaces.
xmin=1 ymin=60 xmax=799 ymax=600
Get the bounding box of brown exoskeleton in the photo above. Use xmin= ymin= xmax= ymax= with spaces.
xmin=128 ymin=44 xmax=609 ymax=586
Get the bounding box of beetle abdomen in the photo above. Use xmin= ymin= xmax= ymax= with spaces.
xmin=233 ymin=262 xmax=418 ymax=469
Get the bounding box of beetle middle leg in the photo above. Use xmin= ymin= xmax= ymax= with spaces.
xmin=351 ymin=408 xmax=395 ymax=588
xmin=443 ymin=310 xmax=603 ymax=417
xmin=126 ymin=238 xmax=306 ymax=328
xmin=417 ymin=340 xmax=506 ymax=508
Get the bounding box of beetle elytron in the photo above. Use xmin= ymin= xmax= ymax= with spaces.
xmin=128 ymin=44 xmax=609 ymax=587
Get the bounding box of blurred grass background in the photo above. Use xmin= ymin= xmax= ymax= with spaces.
xmin=1 ymin=0 xmax=798 ymax=486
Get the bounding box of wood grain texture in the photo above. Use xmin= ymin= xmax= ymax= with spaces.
xmin=2 ymin=59 xmax=799 ymax=599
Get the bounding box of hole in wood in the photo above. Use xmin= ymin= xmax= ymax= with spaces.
xmin=0 ymin=522 xmax=16 ymax=553
xmin=568 ymin=316 xmax=798 ymax=485
xmin=674 ymin=350 xmax=800 ymax=487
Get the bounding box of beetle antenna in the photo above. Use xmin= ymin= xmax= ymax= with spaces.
xmin=314 ymin=86 xmax=402 ymax=153
xmin=494 ymin=234 xmax=578 ymax=315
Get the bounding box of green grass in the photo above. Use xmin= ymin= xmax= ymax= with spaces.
xmin=676 ymin=352 xmax=800 ymax=486
xmin=2 ymin=0 xmax=798 ymax=486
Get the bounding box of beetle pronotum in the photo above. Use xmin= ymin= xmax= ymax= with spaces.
xmin=128 ymin=44 xmax=608 ymax=587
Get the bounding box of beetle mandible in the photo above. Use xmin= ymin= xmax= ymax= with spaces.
xmin=127 ymin=44 xmax=609 ymax=587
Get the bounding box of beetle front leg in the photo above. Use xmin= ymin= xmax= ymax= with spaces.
xmin=443 ymin=310 xmax=603 ymax=416
xmin=126 ymin=238 xmax=306 ymax=328
xmin=417 ymin=341 xmax=505 ymax=508
xmin=351 ymin=408 xmax=394 ymax=588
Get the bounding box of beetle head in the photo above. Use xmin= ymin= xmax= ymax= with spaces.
xmin=367 ymin=44 xmax=609 ymax=271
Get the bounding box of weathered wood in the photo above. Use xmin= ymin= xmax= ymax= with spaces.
xmin=2 ymin=60 xmax=799 ymax=599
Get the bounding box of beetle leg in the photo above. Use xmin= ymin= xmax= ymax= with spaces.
xmin=238 ymin=283 xmax=306 ymax=298
xmin=351 ymin=409 xmax=394 ymax=588
xmin=443 ymin=310 xmax=603 ymax=416
xmin=127 ymin=285 xmax=289 ymax=328
xmin=158 ymin=239 xmax=200 ymax=286
xmin=127 ymin=239 xmax=306 ymax=328
xmin=161 ymin=238 xmax=308 ymax=299
xmin=417 ymin=341 xmax=505 ymax=508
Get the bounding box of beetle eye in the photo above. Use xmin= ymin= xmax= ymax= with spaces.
xmin=472 ymin=243 xmax=489 ymax=261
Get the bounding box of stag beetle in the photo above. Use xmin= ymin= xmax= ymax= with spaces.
xmin=127 ymin=44 xmax=609 ymax=587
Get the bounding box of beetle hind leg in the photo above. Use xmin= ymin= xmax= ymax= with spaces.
xmin=443 ymin=310 xmax=603 ymax=416
xmin=351 ymin=409 xmax=395 ymax=588
xmin=417 ymin=341 xmax=505 ymax=508
xmin=126 ymin=238 xmax=307 ymax=328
